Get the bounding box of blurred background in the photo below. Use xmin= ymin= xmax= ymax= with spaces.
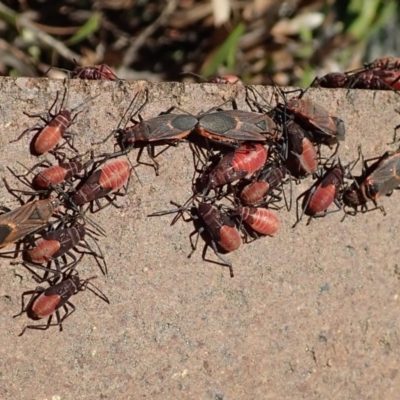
xmin=0 ymin=0 xmax=399 ymax=86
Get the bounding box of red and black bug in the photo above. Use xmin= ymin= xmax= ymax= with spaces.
xmin=313 ymin=68 xmax=400 ymax=91
xmin=348 ymin=69 xmax=400 ymax=91
xmin=22 ymin=222 xmax=107 ymax=277
xmin=293 ymin=163 xmax=344 ymax=226
xmin=0 ymin=192 xmax=60 ymax=249
xmin=239 ymin=162 xmax=287 ymax=207
xmin=31 ymin=159 xmax=84 ymax=190
xmin=10 ymin=90 xmax=97 ymax=155
xmin=195 ymin=109 xmax=277 ymax=144
xmin=360 ymin=69 xmax=400 ymax=90
xmin=117 ymin=112 xmax=197 ymax=174
xmin=149 ymin=201 xmax=242 ymax=278
xmin=201 ymin=143 xmax=268 ymax=193
xmin=6 ymin=156 xmax=84 ymax=195
xmin=343 ymin=148 xmax=400 ymax=214
xmin=284 ymin=97 xmax=345 ymax=146
xmin=117 ymin=90 xmax=197 ymax=148
xmin=120 ymin=113 xmax=197 ymax=148
xmin=4 ymin=162 xmax=106 ymax=237
xmin=285 ymin=120 xmax=319 ymax=177
xmin=365 ymin=57 xmax=400 ymax=71
xmin=188 ymin=202 xmax=242 ymax=278
xmin=71 ymin=158 xmax=131 ymax=211
xmin=71 ymin=64 xmax=118 ymax=81
xmin=311 ymin=72 xmax=349 ymax=89
xmin=14 ymin=268 xmax=109 ymax=336
xmin=101 ymin=91 xmax=198 ymax=174
xmin=197 ymin=201 xmax=241 ymax=247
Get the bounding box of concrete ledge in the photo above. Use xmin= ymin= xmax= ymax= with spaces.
xmin=0 ymin=78 xmax=399 ymax=399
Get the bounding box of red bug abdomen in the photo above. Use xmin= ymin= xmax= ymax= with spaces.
xmin=231 ymin=143 xmax=268 ymax=175
xmin=99 ymin=159 xmax=131 ymax=192
xmin=26 ymin=238 xmax=61 ymax=263
xmin=32 ymin=294 xmax=61 ymax=318
xmin=218 ymin=225 xmax=242 ymax=252
xmin=241 ymin=207 xmax=280 ymax=235
xmin=306 ymin=185 xmax=336 ymax=215
xmin=240 ymin=182 xmax=270 ymax=205
xmin=33 ymin=165 xmax=67 ymax=188
xmin=297 ymin=139 xmax=318 ymax=174
xmin=381 ymin=71 xmax=400 ymax=90
xmin=35 ymin=111 xmax=70 ymax=154
xmin=35 ymin=126 xmax=62 ymax=154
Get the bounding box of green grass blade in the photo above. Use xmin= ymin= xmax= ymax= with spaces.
xmin=65 ymin=12 xmax=101 ymax=46
xmin=202 ymin=22 xmax=245 ymax=77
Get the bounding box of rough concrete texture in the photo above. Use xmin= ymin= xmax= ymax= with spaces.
xmin=0 ymin=78 xmax=399 ymax=399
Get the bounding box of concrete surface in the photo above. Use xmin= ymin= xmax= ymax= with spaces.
xmin=0 ymin=78 xmax=399 ymax=400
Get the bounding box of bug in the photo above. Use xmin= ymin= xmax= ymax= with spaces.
xmin=365 ymin=56 xmax=400 ymax=71
xmin=10 ymin=89 xmax=97 ymax=155
xmin=114 ymin=90 xmax=196 ymax=144
xmin=313 ymin=69 xmax=400 ymax=91
xmin=311 ymin=72 xmax=349 ymax=89
xmin=195 ymin=109 xmax=277 ymax=144
xmin=347 ymin=69 xmax=400 ymax=91
xmin=362 ymin=69 xmax=400 ymax=90
xmin=106 ymin=91 xmax=198 ymax=174
xmin=149 ymin=201 xmax=242 ymax=277
xmin=202 ymin=143 xmax=268 ymax=193
xmin=189 ymin=202 xmax=242 ymax=278
xmin=31 ymin=159 xmax=84 ymax=190
xmin=284 ymin=97 xmax=345 ymax=146
xmin=0 ymin=191 xmax=60 ymax=249
xmin=232 ymin=206 xmax=280 ymax=237
xmin=22 ymin=222 xmax=107 ymax=277
xmin=343 ymin=148 xmax=400 ymax=214
xmin=120 ymin=113 xmax=198 ymax=148
xmin=293 ymin=163 xmax=344 ymax=227
xmin=71 ymin=64 xmax=118 ymax=81
xmin=14 ymin=268 xmax=109 ymax=336
xmin=285 ymin=120 xmax=319 ymax=177
xmin=239 ymin=163 xmax=287 ymax=206
xmin=71 ymin=158 xmax=131 ymax=211
xmin=5 ymin=155 xmax=85 ymax=194
xmin=4 ymin=162 xmax=106 ymax=237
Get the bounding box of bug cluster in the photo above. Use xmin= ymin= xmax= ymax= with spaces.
xmin=144 ymin=81 xmax=400 ymax=278
xmin=2 ymin=81 xmax=135 ymax=335
xmin=4 ymin=59 xmax=400 ymax=333
xmin=147 ymin=86 xmax=346 ymax=277
xmin=312 ymin=56 xmax=400 ymax=91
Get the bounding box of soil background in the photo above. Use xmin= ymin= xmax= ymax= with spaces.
xmin=0 ymin=79 xmax=399 ymax=399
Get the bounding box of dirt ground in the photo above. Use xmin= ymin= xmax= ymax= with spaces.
xmin=0 ymin=79 xmax=399 ymax=400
